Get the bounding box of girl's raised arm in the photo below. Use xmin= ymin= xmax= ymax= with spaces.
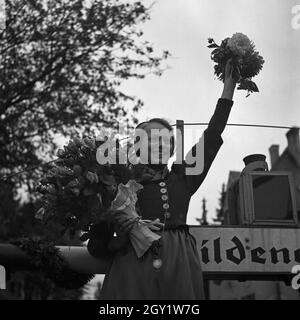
xmin=184 ymin=60 xmax=237 ymax=195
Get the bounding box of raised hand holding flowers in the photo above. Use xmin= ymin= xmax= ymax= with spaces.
xmin=208 ymin=32 xmax=265 ymax=97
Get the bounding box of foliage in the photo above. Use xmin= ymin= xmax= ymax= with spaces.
xmin=0 ymin=0 xmax=170 ymax=193
xmin=36 ymin=135 xmax=135 ymax=236
xmin=208 ymin=33 xmax=264 ymax=97
xmin=11 ymin=237 xmax=94 ymax=290
xmin=213 ymin=183 xmax=226 ymax=224
xmin=195 ymin=197 xmax=208 ymax=225
xmin=0 ymin=187 xmax=88 ymax=299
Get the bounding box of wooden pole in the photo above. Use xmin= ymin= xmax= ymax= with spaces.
xmin=57 ymin=246 xmax=109 ymax=274
xmin=0 ymin=244 xmax=109 ymax=274
xmin=0 ymin=244 xmax=33 ymax=270
xmin=176 ymin=120 xmax=184 ymax=163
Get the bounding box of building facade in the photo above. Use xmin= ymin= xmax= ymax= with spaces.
xmin=209 ymin=127 xmax=300 ymax=300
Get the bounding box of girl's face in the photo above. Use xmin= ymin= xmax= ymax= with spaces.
xmin=134 ymin=121 xmax=174 ymax=165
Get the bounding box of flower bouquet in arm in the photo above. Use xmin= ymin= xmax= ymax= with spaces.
xmin=208 ymin=33 xmax=265 ymax=97
xmin=36 ymin=133 xmax=163 ymax=259
xmin=36 ymin=135 xmax=127 ymax=237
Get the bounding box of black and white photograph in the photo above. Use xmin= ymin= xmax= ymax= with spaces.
xmin=0 ymin=0 xmax=300 ymax=306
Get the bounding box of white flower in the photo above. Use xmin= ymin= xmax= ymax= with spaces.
xmin=111 ymin=179 xmax=143 ymax=213
xmin=227 ymin=33 xmax=252 ymax=56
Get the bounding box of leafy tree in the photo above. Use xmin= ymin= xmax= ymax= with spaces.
xmin=213 ymin=183 xmax=226 ymax=224
xmin=0 ymin=182 xmax=87 ymax=300
xmin=0 ymin=0 xmax=169 ymax=299
xmin=196 ymin=197 xmax=208 ymax=225
xmin=0 ymin=0 xmax=169 ymax=195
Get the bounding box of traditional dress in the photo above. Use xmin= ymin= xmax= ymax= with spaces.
xmin=89 ymin=98 xmax=234 ymax=300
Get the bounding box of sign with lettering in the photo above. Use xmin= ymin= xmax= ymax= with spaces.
xmin=189 ymin=226 xmax=300 ymax=274
xmin=2 ymin=227 xmax=300 ymax=279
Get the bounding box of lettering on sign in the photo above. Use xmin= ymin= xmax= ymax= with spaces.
xmin=189 ymin=227 xmax=300 ymax=273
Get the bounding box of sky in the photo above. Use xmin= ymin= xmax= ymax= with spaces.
xmin=120 ymin=0 xmax=300 ymax=224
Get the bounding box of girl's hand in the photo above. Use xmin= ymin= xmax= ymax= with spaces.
xmin=221 ymin=59 xmax=238 ymax=100
xmin=106 ymin=217 xmax=164 ymax=253
xmin=141 ymin=218 xmax=164 ymax=231
xmin=224 ymin=58 xmax=240 ymax=84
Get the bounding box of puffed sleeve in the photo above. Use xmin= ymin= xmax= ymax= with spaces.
xmin=184 ymin=98 xmax=234 ymax=195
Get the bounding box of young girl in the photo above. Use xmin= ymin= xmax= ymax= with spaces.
xmin=88 ymin=60 xmax=237 ymax=300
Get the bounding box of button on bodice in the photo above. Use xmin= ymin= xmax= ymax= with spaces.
xmin=137 ymin=174 xmax=191 ymax=226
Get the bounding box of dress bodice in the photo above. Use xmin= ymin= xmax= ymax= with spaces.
xmin=137 ymin=98 xmax=234 ymax=227
xmin=137 ymin=172 xmax=191 ymax=226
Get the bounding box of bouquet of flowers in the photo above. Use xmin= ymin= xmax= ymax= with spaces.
xmin=208 ymin=32 xmax=265 ymax=97
xmin=36 ymin=134 xmax=162 ymax=258
xmin=36 ymin=135 xmax=128 ymax=235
